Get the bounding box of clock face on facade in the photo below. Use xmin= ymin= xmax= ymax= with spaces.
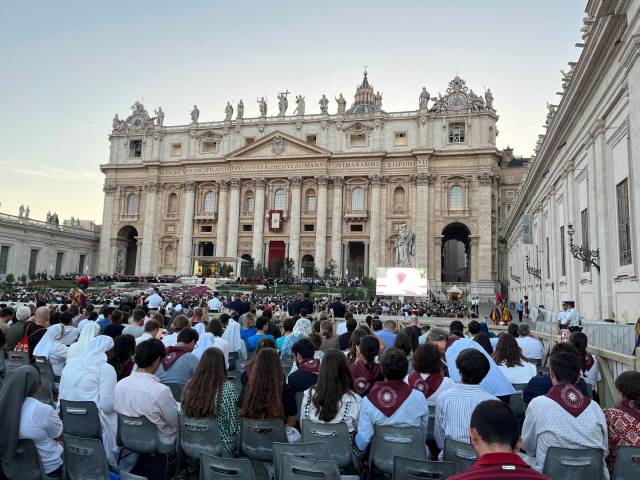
xmin=447 ymin=93 xmax=467 ymax=110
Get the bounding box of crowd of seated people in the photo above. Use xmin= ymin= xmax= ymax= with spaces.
xmin=0 ymin=294 xmax=639 ymax=480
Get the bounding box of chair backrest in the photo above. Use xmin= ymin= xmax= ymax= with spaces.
xmin=612 ymin=446 xmax=640 ymax=480
xmin=427 ymin=404 xmax=436 ymax=444
xmin=199 ymin=453 xmax=256 ymax=480
xmin=295 ymin=391 xmax=304 ymax=418
xmin=280 ymin=454 xmax=341 ymax=480
xmin=509 ymin=391 xmax=527 ymax=419
xmin=62 ymin=434 xmax=110 ymax=480
xmin=272 ymin=442 xmax=331 ymax=479
xmin=443 ymin=437 xmax=478 ymax=473
xmin=5 ymin=350 xmax=30 ymax=373
xmin=0 ymin=351 xmax=6 ymax=378
xmin=165 ymin=383 xmax=184 ymax=402
xmin=542 ymin=446 xmax=604 ymax=480
xmin=370 ymin=425 xmax=429 ymax=474
xmin=59 ymin=399 xmax=102 ymax=439
xmin=240 ymin=417 xmax=287 ymax=462
xmin=119 ymin=472 xmax=148 ymax=480
xmin=32 ymin=356 xmax=56 ymax=406
xmin=117 ymin=414 xmax=161 ymax=454
xmin=1 ymin=439 xmax=47 ymax=480
xmin=228 ymin=351 xmax=240 ymax=371
xmin=179 ymin=414 xmax=223 ymax=459
xmin=393 ymin=456 xmax=457 ymax=480
xmin=301 ymin=420 xmax=353 ymax=469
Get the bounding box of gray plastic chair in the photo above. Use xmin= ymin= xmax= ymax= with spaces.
xmin=33 ymin=356 xmax=56 ymax=406
xmin=369 ymin=425 xmax=429 ymax=475
xmin=240 ymin=417 xmax=287 ymax=462
xmin=280 ymin=454 xmax=342 ymax=480
xmin=509 ymin=391 xmax=527 ymax=418
xmin=166 ymin=383 xmax=184 ymax=402
xmin=1 ymin=438 xmax=47 ymax=480
xmin=116 ymin=413 xmax=176 ymax=459
xmin=4 ymin=350 xmax=30 ymax=373
xmin=59 ymin=399 xmax=102 ymax=439
xmin=272 ymin=442 xmax=331 ymax=479
xmin=443 ymin=437 xmax=478 ymax=473
xmin=301 ymin=420 xmax=353 ymax=469
xmin=228 ymin=351 xmax=240 ymax=371
xmin=179 ymin=414 xmax=223 ymax=459
xmin=426 ymin=404 xmax=436 ymax=443
xmin=199 ymin=453 xmax=256 ymax=480
xmin=542 ymin=446 xmax=604 ymax=480
xmin=63 ymin=434 xmax=110 ymax=480
xmin=295 ymin=391 xmax=304 ymax=418
xmin=612 ymin=446 xmax=640 ymax=480
xmin=393 ymin=455 xmax=457 ymax=479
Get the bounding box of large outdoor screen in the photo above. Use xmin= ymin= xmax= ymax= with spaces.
xmin=375 ymin=267 xmax=429 ymax=297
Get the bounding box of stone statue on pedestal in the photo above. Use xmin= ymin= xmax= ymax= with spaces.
xmin=25 ymin=206 xmax=30 ymax=219
xmin=155 ymin=107 xmax=164 ymax=126
xmin=293 ymin=95 xmax=305 ymax=116
xmin=18 ymin=204 xmax=24 ymax=218
xmin=277 ymin=91 xmax=290 ymax=116
xmin=191 ymin=105 xmax=200 ymax=123
xmin=374 ymin=91 xmax=383 ymax=110
xmin=224 ymin=102 xmax=233 ymax=121
xmin=116 ymin=248 xmax=125 ymax=273
xmin=419 ymin=87 xmax=430 ymax=109
xmin=335 ymin=93 xmax=346 ymax=115
xmin=257 ymin=97 xmax=267 ymax=117
xmin=319 ymin=94 xmax=329 ymax=114
xmin=237 ymin=100 xmax=244 ymax=119
xmin=46 ymin=211 xmax=52 ymax=223
xmin=394 ymin=224 xmax=416 ymax=267
xmin=485 ymin=89 xmax=494 ymax=110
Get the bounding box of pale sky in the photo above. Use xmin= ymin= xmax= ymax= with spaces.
xmin=0 ymin=0 xmax=585 ymax=223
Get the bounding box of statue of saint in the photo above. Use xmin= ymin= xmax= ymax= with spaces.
xmin=53 ymin=213 xmax=59 ymax=225
xmin=70 ymin=216 xmax=75 ymax=225
xmin=257 ymin=97 xmax=267 ymax=117
xmin=419 ymin=87 xmax=430 ymax=109
xmin=293 ymin=95 xmax=305 ymax=116
xmin=335 ymin=93 xmax=346 ymax=115
xmin=394 ymin=224 xmax=416 ymax=267
xmin=319 ymin=94 xmax=329 ymax=114
xmin=116 ymin=248 xmax=125 ymax=273
xmin=374 ymin=91 xmax=383 ymax=110
xmin=46 ymin=211 xmax=52 ymax=223
xmin=112 ymin=114 xmax=120 ymax=131
xmin=430 ymin=93 xmax=445 ymax=113
xmin=24 ymin=206 xmax=30 ymax=219
xmin=224 ymin=102 xmax=233 ymax=121
xmin=277 ymin=91 xmax=290 ymax=116
xmin=18 ymin=204 xmax=24 ymax=218
xmin=485 ymin=89 xmax=494 ymax=110
xmin=237 ymin=100 xmax=244 ymax=119
xmin=155 ymin=107 xmax=164 ymax=126
xmin=191 ymin=105 xmax=200 ymax=123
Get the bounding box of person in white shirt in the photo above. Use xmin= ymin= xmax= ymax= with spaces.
xmin=516 ymin=323 xmax=545 ymax=361
xmin=33 ymin=323 xmax=68 ymax=376
xmin=190 ymin=307 xmax=208 ymax=337
xmin=569 ymin=331 xmax=602 ymax=388
xmin=162 ymin=315 xmax=191 ymax=348
xmin=221 ymin=313 xmax=246 ymax=360
xmin=136 ymin=320 xmax=162 ymax=345
xmin=67 ymin=321 xmax=100 ymax=362
xmin=145 ymin=288 xmax=164 ymax=311
xmin=192 ymin=319 xmax=230 ymax=368
xmin=0 ymin=366 xmax=64 ymax=478
xmin=492 ymin=334 xmax=537 ymax=385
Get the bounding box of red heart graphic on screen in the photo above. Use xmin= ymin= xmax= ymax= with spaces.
xmin=396 ymin=272 xmax=406 ymax=283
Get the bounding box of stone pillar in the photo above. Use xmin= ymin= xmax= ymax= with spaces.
xmin=140 ymin=182 xmax=161 ymax=274
xmin=476 ymin=174 xmax=494 ymax=294
xmin=368 ymin=176 xmax=383 ymax=275
xmin=226 ymin=179 xmax=241 ymax=264
xmin=288 ymin=177 xmax=303 ymax=275
xmin=179 ymin=182 xmax=196 ymax=275
xmin=330 ymin=177 xmax=344 ymax=277
xmin=343 ymin=242 xmax=349 ymax=277
xmin=413 ymin=174 xmax=431 ymax=269
xmin=314 ymin=176 xmax=329 ymax=274
xmin=216 ymin=181 xmax=229 ymax=258
xmin=98 ymin=184 xmax=118 ymax=273
xmin=364 ymin=242 xmax=369 ymax=277
xmin=251 ymin=179 xmax=267 ymax=265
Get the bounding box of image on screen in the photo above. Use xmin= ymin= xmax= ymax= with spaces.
xmin=375 ymin=267 xmax=428 ymax=297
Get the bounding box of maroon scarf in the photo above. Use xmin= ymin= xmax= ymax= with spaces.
xmin=584 ymin=353 xmax=595 ymax=372
xmin=617 ymin=400 xmax=640 ymax=422
xmin=408 ymin=372 xmax=444 ymax=399
xmin=297 ymin=358 xmax=320 ymax=374
xmin=161 ymin=346 xmax=190 ymax=370
xmin=350 ymin=362 xmax=381 ymax=396
xmin=546 ymin=383 xmax=591 ymax=417
xmin=368 ymin=380 xmax=413 ymax=417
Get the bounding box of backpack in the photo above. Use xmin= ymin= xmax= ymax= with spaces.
xmin=14 ymin=324 xmax=44 ymax=353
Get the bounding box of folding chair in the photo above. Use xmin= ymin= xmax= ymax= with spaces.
xmin=393 ymin=455 xmax=457 ymax=479
xmin=33 ymin=356 xmax=56 ymax=406
xmin=272 ymin=442 xmax=330 ymax=479
xmin=59 ymin=399 xmax=102 ymax=439
xmin=301 ymin=420 xmax=353 ymax=469
xmin=165 ymin=383 xmax=184 ymax=402
xmin=542 ymin=446 xmax=604 ymax=480
xmin=62 ymin=434 xmax=110 ymax=480
xmin=509 ymin=390 xmax=527 ymax=419
xmin=369 ymin=425 xmax=428 ymax=475
xmin=4 ymin=350 xmax=30 ymax=374
xmin=179 ymin=415 xmax=223 ymax=459
xmin=612 ymin=446 xmax=640 ymax=480
xmin=280 ymin=454 xmax=359 ymax=480
xmin=1 ymin=439 xmax=47 ymax=480
xmin=199 ymin=453 xmax=256 ymax=480
xmin=240 ymin=417 xmax=287 ymax=462
xmin=443 ymin=437 xmax=477 ymax=473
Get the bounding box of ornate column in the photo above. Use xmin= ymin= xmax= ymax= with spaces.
xmin=288 ymin=177 xmax=303 ymax=275
xmin=314 ymin=176 xmax=329 ymax=274
xmin=179 ymin=181 xmax=196 ymax=275
xmin=98 ymin=184 xmax=118 ymax=273
xmin=330 ymin=177 xmax=344 ymax=277
xmin=140 ymin=182 xmax=161 ymax=273
xmin=251 ymin=179 xmax=267 ymax=265
xmin=225 ymin=179 xmax=241 ymax=262
xmin=368 ymin=176 xmax=383 ymax=275
xmin=413 ymin=174 xmax=431 ymax=269
xmin=215 ymin=181 xmax=229 ymax=257
xmin=476 ymin=174 xmax=494 ymax=293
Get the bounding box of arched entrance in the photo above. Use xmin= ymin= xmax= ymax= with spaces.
xmin=301 ymin=255 xmax=315 ymax=278
xmin=441 ymin=223 xmax=470 ymax=283
xmin=116 ymin=226 xmax=138 ymax=275
xmin=240 ymin=254 xmax=252 ymax=278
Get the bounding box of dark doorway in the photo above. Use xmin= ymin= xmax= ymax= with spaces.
xmin=348 ymin=242 xmax=365 ymax=279
xmin=240 ymin=254 xmax=252 ymax=277
xmin=441 ymin=223 xmax=470 ymax=283
xmin=116 ymin=226 xmax=138 ymax=275
xmin=301 ymin=254 xmax=315 ymax=277
xmin=269 ymin=241 xmax=286 ymax=274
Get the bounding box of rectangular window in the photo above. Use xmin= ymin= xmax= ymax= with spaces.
xmin=505 ymin=175 xmax=514 ymax=183
xmin=546 ymin=237 xmax=550 ymax=278
xmin=242 ymin=224 xmax=253 ymax=232
xmin=170 ymin=143 xmax=182 ymax=156
xmin=245 ymin=197 xmax=255 ymax=214
xmin=200 ymin=225 xmax=213 ymax=233
xmin=129 ymin=140 xmax=142 ymax=158
xmin=244 ymin=137 xmax=255 ymax=145
xmin=0 ymin=246 xmax=9 ymax=274
xmin=350 ymin=134 xmax=366 ymax=147
xmin=55 ymin=252 xmax=64 ymax=275
xmin=394 ymin=131 xmax=408 ymax=146
xmin=617 ymin=178 xmax=632 ymax=265
xmin=306 ymin=135 xmax=317 ymax=145
xmin=303 ymin=224 xmax=315 ymax=232
xmin=29 ymin=249 xmax=38 ymax=276
xmin=350 ymin=224 xmax=364 ymax=232
xmin=202 ymin=141 xmax=218 ymax=154
xmin=560 ymin=226 xmax=566 ymax=277
xmin=506 ymin=191 xmax=514 ymax=198
xmin=581 ymin=208 xmax=590 ymax=272
xmin=78 ymin=254 xmax=86 ymax=274
xmin=448 ymin=123 xmax=465 ymax=143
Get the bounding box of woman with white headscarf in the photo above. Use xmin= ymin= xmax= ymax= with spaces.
xmin=281 ymin=317 xmax=312 ymax=357
xmin=32 ymin=323 xmax=67 ymax=376
xmin=67 ymin=321 xmax=100 ymax=361
xmin=59 ymin=335 xmax=118 ymax=463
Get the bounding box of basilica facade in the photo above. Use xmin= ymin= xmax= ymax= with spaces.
xmin=99 ymin=73 xmax=502 ymax=296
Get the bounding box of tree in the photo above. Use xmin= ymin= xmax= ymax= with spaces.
xmin=5 ymin=273 xmax=15 ymax=285
xmin=29 ymin=273 xmax=37 ymax=282
xmin=272 ymin=258 xmax=283 ymax=276
xmin=324 ymin=259 xmax=337 ymax=278
xmin=18 ymin=274 xmax=27 ymax=284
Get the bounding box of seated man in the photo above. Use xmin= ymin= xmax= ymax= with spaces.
xmin=516 ymin=323 xmax=544 ymax=361
xmin=156 ymin=328 xmax=199 ymax=387
xmin=135 ymin=319 xmax=162 ymax=345
xmin=355 ymin=348 xmax=429 ymax=452
xmin=522 ymin=351 xmax=608 ymax=473
xmin=122 ymin=308 xmax=146 ymax=338
xmin=245 ymin=317 xmax=274 ymax=352
xmin=287 ymin=338 xmax=320 ymax=393
xmin=449 ymin=400 xmax=550 ymax=479
xmin=435 ymin=349 xmax=497 ymax=450
xmin=114 ymin=339 xmax=179 ymax=449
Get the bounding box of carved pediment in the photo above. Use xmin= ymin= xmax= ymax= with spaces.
xmin=194 ymin=129 xmax=224 ymax=140
xmin=226 ymin=131 xmax=330 ymax=159
xmin=342 ymin=121 xmax=374 ymax=133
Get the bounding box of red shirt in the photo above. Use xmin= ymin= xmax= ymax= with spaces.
xmin=449 ymin=452 xmax=550 ymax=480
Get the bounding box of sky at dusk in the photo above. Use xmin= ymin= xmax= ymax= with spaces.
xmin=0 ymin=0 xmax=586 ymax=223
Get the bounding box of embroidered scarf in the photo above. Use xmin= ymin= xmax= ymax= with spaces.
xmin=297 ymin=358 xmax=320 ymax=374
xmin=350 ymin=361 xmax=381 ymax=396
xmin=546 ymin=383 xmax=591 ymax=417
xmin=368 ymin=380 xmax=413 ymax=417
xmin=161 ymin=345 xmax=190 ymax=370
xmin=408 ymin=372 xmax=444 ymax=399
xmin=617 ymin=400 xmax=640 ymax=422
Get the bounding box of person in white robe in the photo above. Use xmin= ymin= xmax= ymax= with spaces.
xmin=33 ymin=324 xmax=68 ymax=376
xmin=67 ymin=322 xmax=100 ymax=362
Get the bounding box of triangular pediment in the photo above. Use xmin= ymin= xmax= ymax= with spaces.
xmin=226 ymin=130 xmax=331 ymax=159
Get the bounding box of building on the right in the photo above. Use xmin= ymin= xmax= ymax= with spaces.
xmin=504 ymin=0 xmax=640 ymax=323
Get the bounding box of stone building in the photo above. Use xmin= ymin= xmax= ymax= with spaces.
xmin=505 ymin=0 xmax=640 ymax=322
xmin=99 ymin=72 xmax=503 ymax=296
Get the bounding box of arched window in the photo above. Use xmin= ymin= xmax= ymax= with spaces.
xmin=126 ymin=194 xmax=138 ymax=216
xmin=351 ymin=187 xmax=364 ymax=210
xmin=203 ymin=191 xmax=216 ymax=214
xmin=274 ymin=188 xmax=286 ymax=210
xmin=393 ymin=186 xmax=405 ymax=210
xmin=245 ymin=190 xmax=255 ymax=214
xmin=305 ymin=189 xmax=316 ymax=212
xmin=168 ymin=192 xmax=179 ymax=213
xmin=449 ymin=185 xmax=464 ymax=210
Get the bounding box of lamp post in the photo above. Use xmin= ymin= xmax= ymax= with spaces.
xmin=525 ymin=254 xmax=541 ymax=280
xmin=567 ymin=223 xmax=600 ymax=272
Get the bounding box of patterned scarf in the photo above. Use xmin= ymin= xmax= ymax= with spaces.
xmin=161 ymin=345 xmax=190 ymax=370
xmin=350 ymin=361 xmax=381 ymax=396
xmin=546 ymin=383 xmax=591 ymax=417
xmin=368 ymin=380 xmax=413 ymax=417
xmin=617 ymin=400 xmax=640 ymax=422
xmin=297 ymin=358 xmax=320 ymax=374
xmin=408 ymin=372 xmax=444 ymax=399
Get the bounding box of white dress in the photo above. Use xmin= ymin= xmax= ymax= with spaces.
xmin=497 ymin=361 xmax=537 ymax=384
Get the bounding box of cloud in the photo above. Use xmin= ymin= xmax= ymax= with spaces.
xmin=2 ymin=162 xmax=100 ymax=181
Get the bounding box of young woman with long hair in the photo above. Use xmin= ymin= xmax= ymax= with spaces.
xmin=492 ymin=333 xmax=536 ymax=384
xmin=569 ymin=331 xmax=601 ymax=387
xmin=319 ymin=320 xmax=339 ymax=352
xmin=406 ymin=343 xmax=454 ymax=406
xmin=346 ymin=327 xmax=370 ymax=364
xmin=181 ymin=348 xmax=239 ymax=456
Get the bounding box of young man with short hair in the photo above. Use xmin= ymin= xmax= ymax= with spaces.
xmin=136 ymin=319 xmax=162 ymax=345
xmin=122 ymin=308 xmax=146 ymax=338
xmin=338 ymin=316 xmax=358 ymax=350
xmin=245 ymin=317 xmax=274 ymax=352
xmin=288 ymin=338 xmax=320 ymax=393
xmin=156 ymin=327 xmax=200 ymax=386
